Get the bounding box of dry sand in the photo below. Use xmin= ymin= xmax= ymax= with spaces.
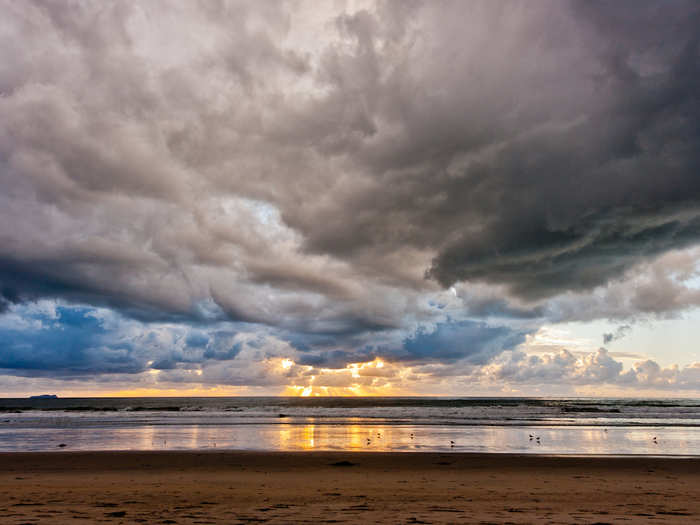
xmin=0 ymin=451 xmax=698 ymax=523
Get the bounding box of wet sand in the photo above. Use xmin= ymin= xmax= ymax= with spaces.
xmin=0 ymin=451 xmax=698 ymax=523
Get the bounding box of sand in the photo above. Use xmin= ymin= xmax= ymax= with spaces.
xmin=0 ymin=451 xmax=698 ymax=524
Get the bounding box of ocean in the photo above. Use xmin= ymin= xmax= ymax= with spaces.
xmin=1 ymin=397 xmax=699 ymax=455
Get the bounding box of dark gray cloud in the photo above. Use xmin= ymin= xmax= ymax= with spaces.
xmin=0 ymin=287 xmax=19 ymax=313
xmin=440 ymin=245 xmax=700 ymax=325
xmin=0 ymin=0 xmax=699 ymax=385
xmin=283 ymin=0 xmax=700 ymax=300
xmin=603 ymin=325 xmax=632 ymax=345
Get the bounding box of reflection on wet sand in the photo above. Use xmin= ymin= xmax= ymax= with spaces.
xmin=1 ymin=423 xmax=700 ymax=454
xmin=302 ymin=424 xmax=315 ymax=449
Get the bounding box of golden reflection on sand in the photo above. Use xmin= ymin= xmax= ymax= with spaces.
xmin=302 ymin=424 xmax=316 ymax=449
xmin=278 ymin=426 xmax=292 ymax=450
xmin=583 ymin=428 xmax=614 ymax=454
xmin=348 ymin=424 xmax=364 ymax=449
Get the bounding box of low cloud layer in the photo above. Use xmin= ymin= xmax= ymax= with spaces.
xmin=1 ymin=1 xmax=700 ymax=393
xmin=477 ymin=348 xmax=700 ymax=392
xmin=2 ymin=299 xmax=699 ymax=396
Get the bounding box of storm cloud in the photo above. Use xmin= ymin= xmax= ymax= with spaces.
xmin=1 ymin=1 xmax=699 ymax=391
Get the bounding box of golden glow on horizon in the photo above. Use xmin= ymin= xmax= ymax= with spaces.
xmin=88 ymin=386 xmax=252 ymax=397
xmin=276 ymin=357 xmax=410 ymax=396
xmin=20 ymin=350 xmax=696 ymax=399
xmin=302 ymin=424 xmax=315 ymax=448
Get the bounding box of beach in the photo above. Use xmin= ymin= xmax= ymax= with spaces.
xmin=1 ymin=451 xmax=698 ymax=524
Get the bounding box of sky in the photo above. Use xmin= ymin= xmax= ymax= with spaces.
xmin=1 ymin=0 xmax=700 ymax=397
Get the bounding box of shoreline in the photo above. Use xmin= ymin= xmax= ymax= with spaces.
xmin=2 ymin=451 xmax=699 ymax=523
xmin=2 ymin=449 xmax=700 ymax=474
xmin=3 ymin=449 xmax=700 ymax=460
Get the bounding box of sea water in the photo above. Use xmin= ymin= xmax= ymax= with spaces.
xmin=1 ymin=397 xmax=699 ymax=455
